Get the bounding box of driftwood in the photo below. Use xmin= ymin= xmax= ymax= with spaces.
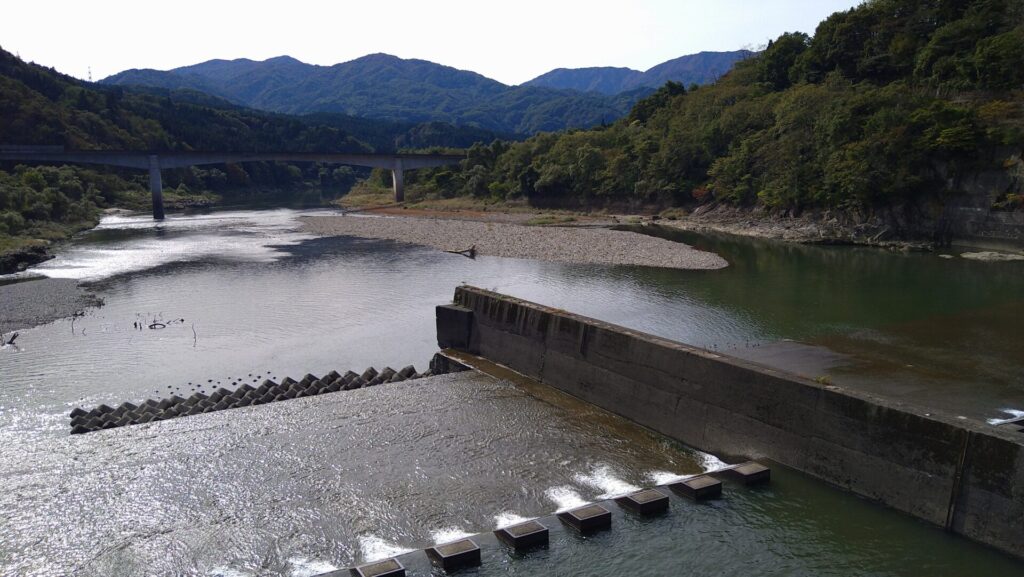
xmin=2 ymin=332 xmax=17 ymax=346
xmin=445 ymin=245 xmax=477 ymax=259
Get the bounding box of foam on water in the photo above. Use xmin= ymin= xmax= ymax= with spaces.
xmin=358 ymin=535 xmax=414 ymax=563
xmin=545 ymin=485 xmax=590 ymax=512
xmin=431 ymin=527 xmax=476 ymax=544
xmin=209 ymin=568 xmax=251 ymax=577
xmin=573 ymin=464 xmax=642 ymax=499
xmin=647 ymin=470 xmax=693 ymax=485
xmin=987 ymin=408 xmax=1024 ymax=425
xmin=287 ymin=557 xmax=337 ymax=577
xmin=494 ymin=512 xmax=533 ymax=529
xmin=700 ymin=452 xmax=730 ymax=471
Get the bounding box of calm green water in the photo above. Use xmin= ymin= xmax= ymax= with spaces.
xmin=619 ymin=225 xmax=1024 ymax=420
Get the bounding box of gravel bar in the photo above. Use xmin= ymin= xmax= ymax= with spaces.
xmin=302 ymin=214 xmax=728 ymax=270
xmin=0 ymin=278 xmax=103 ymax=332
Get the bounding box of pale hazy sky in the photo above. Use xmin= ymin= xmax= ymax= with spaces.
xmin=1 ymin=0 xmax=863 ymax=85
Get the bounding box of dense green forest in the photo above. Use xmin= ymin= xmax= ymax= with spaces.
xmin=408 ymin=0 xmax=1024 ymax=218
xmin=0 ymin=47 xmax=501 ymax=249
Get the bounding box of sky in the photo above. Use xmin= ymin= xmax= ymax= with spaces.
xmin=1 ymin=0 xmax=863 ymax=85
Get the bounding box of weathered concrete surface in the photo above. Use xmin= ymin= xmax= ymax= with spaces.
xmin=443 ymin=286 xmax=1024 ymax=558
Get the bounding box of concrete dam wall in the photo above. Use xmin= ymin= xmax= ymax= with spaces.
xmin=437 ymin=286 xmax=1024 ymax=559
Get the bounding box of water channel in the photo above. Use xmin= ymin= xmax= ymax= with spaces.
xmin=1 ymin=208 xmax=1022 ymax=575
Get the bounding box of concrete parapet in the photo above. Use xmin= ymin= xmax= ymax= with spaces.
xmin=443 ymin=285 xmax=1024 ymax=559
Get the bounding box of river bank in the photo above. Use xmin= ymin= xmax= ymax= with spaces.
xmin=301 ymin=213 xmax=728 ymax=270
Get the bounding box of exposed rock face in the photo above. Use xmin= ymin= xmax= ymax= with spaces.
xmin=0 ymin=245 xmax=53 ymax=275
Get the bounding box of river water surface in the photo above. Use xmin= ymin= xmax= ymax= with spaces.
xmin=1 ymin=208 xmax=1022 ymax=576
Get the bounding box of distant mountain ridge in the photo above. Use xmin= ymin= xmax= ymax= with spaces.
xmin=523 ymin=50 xmax=755 ymax=94
xmin=101 ymin=51 xmax=750 ymax=134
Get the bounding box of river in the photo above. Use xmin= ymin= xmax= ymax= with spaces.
xmin=1 ymin=208 xmax=1022 ymax=576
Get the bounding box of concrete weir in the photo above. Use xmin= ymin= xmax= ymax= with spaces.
xmin=69 ymin=354 xmax=466 ymax=434
xmin=436 ymin=286 xmax=1024 ymax=559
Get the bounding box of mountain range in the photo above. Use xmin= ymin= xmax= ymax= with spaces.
xmin=523 ymin=50 xmax=753 ymax=94
xmin=101 ymin=51 xmax=752 ymax=135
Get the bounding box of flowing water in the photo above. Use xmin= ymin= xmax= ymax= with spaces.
xmin=1 ymin=208 xmax=1022 ymax=575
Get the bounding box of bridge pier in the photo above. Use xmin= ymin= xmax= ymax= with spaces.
xmin=148 ymin=155 xmax=165 ymax=220
xmin=392 ymin=159 xmax=405 ymax=203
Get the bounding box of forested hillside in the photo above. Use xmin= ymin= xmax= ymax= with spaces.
xmin=411 ymin=0 xmax=1024 ymax=234
xmin=102 ymin=53 xmax=648 ymax=134
xmin=524 ymin=51 xmax=753 ymax=94
xmin=0 ymin=47 xmax=495 ymax=253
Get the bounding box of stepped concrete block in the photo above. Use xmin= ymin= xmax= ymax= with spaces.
xmin=85 ymin=417 xmax=103 ymax=430
xmin=156 ymin=399 xmax=174 ymax=410
xmin=360 ymin=367 xmax=378 ymax=381
xmin=256 ymin=381 xmax=276 ymax=394
xmin=426 ymin=538 xmax=481 ymax=572
xmin=70 ymin=424 xmax=90 ymax=435
xmin=167 ymin=397 xmax=184 ymax=406
xmin=95 ymin=404 xmax=115 ymax=415
xmin=185 ymin=406 xmax=204 ymax=416
xmin=398 ymin=365 xmax=417 ymax=379
xmin=234 ymin=398 xmax=253 ymax=408
xmin=281 ymin=377 xmax=297 ymax=386
xmin=326 ymin=370 xmax=341 ymax=382
xmin=70 ymin=407 xmax=88 ymax=419
xmin=141 ymin=400 xmax=159 ymax=409
xmin=350 ymin=557 xmax=405 ymax=577
xmin=213 ymin=400 xmax=230 ymax=411
xmin=495 ymin=520 xmax=548 ymax=550
xmin=115 ymin=415 xmax=133 ymax=428
xmin=616 ymin=489 xmax=670 ymax=516
xmin=100 ymin=420 xmax=118 ymax=430
xmin=558 ymin=504 xmax=612 ymax=535
xmin=342 ymin=371 xmax=359 ymax=383
xmin=717 ymin=463 xmax=771 ymax=486
xmin=326 ymin=382 xmax=343 ymax=393
xmin=137 ymin=413 xmax=156 ymax=423
xmin=121 ymin=402 xmax=139 ymax=412
xmin=296 ymin=389 xmax=313 ymax=398
xmin=388 ymin=373 xmax=407 ymax=383
xmin=667 ymin=475 xmax=722 ymax=500
xmin=70 ymin=416 xmax=89 ymax=427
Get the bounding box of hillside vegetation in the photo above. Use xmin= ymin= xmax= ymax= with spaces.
xmin=102 ymin=53 xmax=652 ymax=134
xmin=409 ymin=0 xmax=1024 ymax=232
xmin=0 ymin=47 xmax=496 ymax=252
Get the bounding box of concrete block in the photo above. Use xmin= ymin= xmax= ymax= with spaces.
xmin=495 ymin=520 xmax=548 ymax=551
xmin=616 ymin=489 xmax=670 ymax=515
xmin=426 ymin=538 xmax=481 ymax=572
xmin=436 ymin=304 xmax=474 ymax=350
xmin=667 ymin=475 xmax=723 ymax=500
xmin=69 ymin=407 xmax=87 ymax=419
xmin=350 ymin=557 xmax=405 ymax=577
xmin=361 ymin=367 xmax=378 ymax=382
xmin=717 ymin=462 xmax=771 ymax=486
xmin=558 ymin=504 xmax=612 ymax=534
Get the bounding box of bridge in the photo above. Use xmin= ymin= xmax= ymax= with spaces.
xmin=0 ymin=147 xmax=465 ymax=219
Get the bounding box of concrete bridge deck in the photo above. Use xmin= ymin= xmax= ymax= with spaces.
xmin=0 ymin=148 xmax=465 ymax=219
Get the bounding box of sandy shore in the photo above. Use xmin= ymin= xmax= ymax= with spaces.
xmin=302 ymin=214 xmax=728 ymax=270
